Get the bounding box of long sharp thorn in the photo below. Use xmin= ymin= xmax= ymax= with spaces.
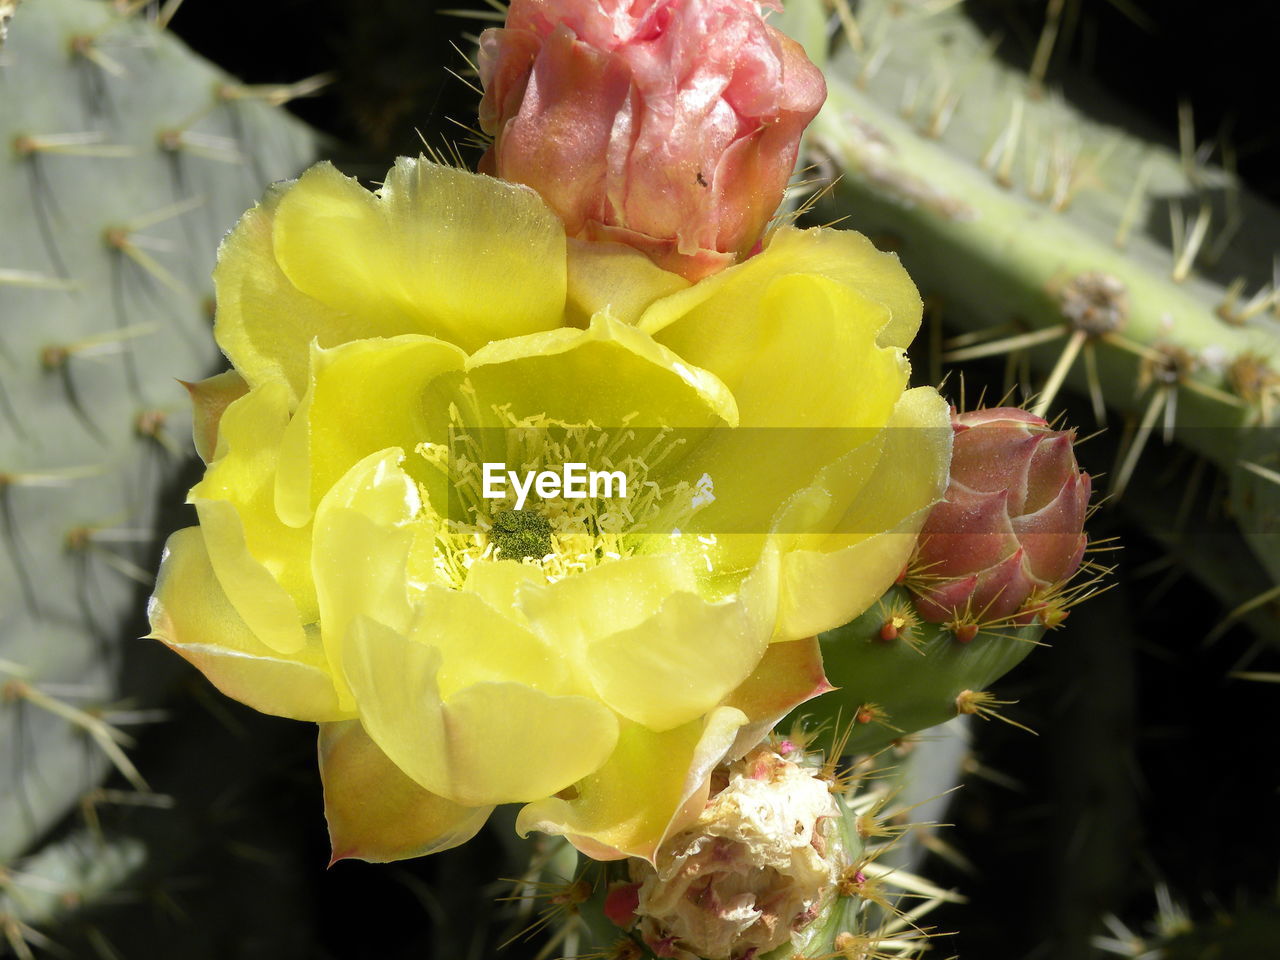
xmin=1031 ymin=327 xmax=1087 ymax=418
xmin=1177 ymin=100 xmax=1197 ymax=183
xmin=156 ymin=0 xmax=186 ymax=29
xmin=1238 ymin=459 xmax=1280 ymax=486
xmin=1172 ymin=201 xmax=1212 ymax=283
xmin=1113 ymin=155 xmax=1154 ymax=249
xmin=944 ymin=324 xmax=1065 ymax=363
xmin=1112 ymin=387 xmax=1168 ymax=498
xmin=1205 ymin=583 xmax=1280 ymax=646
xmin=1083 ymin=341 xmax=1107 ymax=424
xmin=1028 ymin=0 xmax=1066 ymax=97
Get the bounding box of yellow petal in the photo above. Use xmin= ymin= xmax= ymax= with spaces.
xmin=311 ymin=449 xmax=421 ymax=708
xmin=649 ymin=273 xmax=903 ymax=428
xmin=517 ymin=553 xmax=701 ymax=661
xmin=721 ymin=636 xmax=833 ymax=756
xmin=466 ymin=311 xmax=738 ymax=429
xmin=274 ymin=335 xmax=465 ymax=526
xmin=412 ymin=585 xmax=570 ymax=698
xmin=515 ymin=707 xmax=749 ymax=862
xmin=638 ymin=226 xmax=922 ymax=349
xmin=776 ymin=387 xmax=953 ymax=639
xmin=439 ymin=681 xmax=618 ymax=806
xmin=147 ymin=528 xmax=346 ymax=722
xmin=212 ymin=181 xmax=377 ymax=401
xmin=460 ymin=559 xmax=544 ymax=627
xmin=341 ymin=617 xmax=447 ymax=793
xmin=643 ymin=272 xmax=906 ymax=570
xmin=272 ymin=159 xmax=567 ymax=355
xmin=319 ymin=720 xmax=491 ymax=864
xmin=583 ymin=557 xmax=776 ymax=732
xmin=564 ymin=236 xmax=689 ymax=328
xmin=181 ymin=370 xmax=247 ymax=465
xmin=341 ymin=616 xmax=618 ymax=807
xmin=190 ymin=499 xmax=308 ymax=654
xmin=190 ymin=380 xmax=314 ymax=651
xmin=215 ymin=160 xmax=567 ymax=399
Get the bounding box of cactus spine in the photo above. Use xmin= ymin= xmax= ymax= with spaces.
xmin=0 ymin=0 xmax=314 ymax=944
xmin=802 ymin=0 xmax=1279 ymax=488
xmin=502 ymin=737 xmax=961 ymax=960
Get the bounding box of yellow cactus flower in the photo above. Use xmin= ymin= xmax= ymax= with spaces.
xmin=147 ymin=157 xmax=951 ymax=864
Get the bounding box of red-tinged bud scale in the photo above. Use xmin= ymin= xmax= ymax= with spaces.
xmin=477 ymin=0 xmax=826 ymax=281
xmin=603 ymin=881 xmax=641 ymax=929
xmin=911 ymin=407 xmax=1091 ymax=624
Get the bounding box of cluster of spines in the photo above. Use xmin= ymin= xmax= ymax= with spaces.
xmin=797 ymin=0 xmax=1280 ymax=652
xmin=497 ymin=725 xmax=963 ymax=960
xmin=806 ymin=0 xmax=1279 ymax=487
xmin=1095 ymin=884 xmax=1280 ymax=960
xmin=805 ymin=524 xmax=1110 ymax=759
xmin=0 ymin=0 xmax=315 ymax=949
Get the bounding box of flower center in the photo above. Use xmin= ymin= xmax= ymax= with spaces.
xmin=489 ymin=509 xmax=553 ymax=562
xmin=415 ymin=400 xmax=715 ymax=589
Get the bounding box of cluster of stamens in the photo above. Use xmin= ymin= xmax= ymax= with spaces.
xmin=414 ymin=397 xmax=715 ymax=589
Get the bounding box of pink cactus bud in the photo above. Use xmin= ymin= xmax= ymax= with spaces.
xmin=477 ymin=0 xmax=826 ymax=281
xmin=911 ymin=408 xmax=1091 ymax=624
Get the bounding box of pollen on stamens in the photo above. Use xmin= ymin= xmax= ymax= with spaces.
xmin=491 ymin=509 xmax=554 ymax=562
xmin=415 ymin=404 xmax=715 ymax=589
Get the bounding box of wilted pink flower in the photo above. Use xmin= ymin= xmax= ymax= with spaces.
xmin=911 ymin=408 xmax=1091 ymax=624
xmin=629 ymin=747 xmax=840 ymax=960
xmin=478 ymin=0 xmax=826 ymax=281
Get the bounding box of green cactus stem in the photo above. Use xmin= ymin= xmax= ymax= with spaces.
xmin=0 ymin=0 xmax=314 ymax=897
xmin=800 ymin=0 xmax=1279 ymax=495
xmin=804 ymin=584 xmax=1048 ymax=756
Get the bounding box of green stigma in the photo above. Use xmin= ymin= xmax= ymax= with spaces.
xmin=491 ymin=509 xmax=553 ymax=563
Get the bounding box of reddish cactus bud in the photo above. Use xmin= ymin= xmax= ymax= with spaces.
xmin=911 ymin=407 xmax=1090 ymax=624
xmin=477 ymin=0 xmax=826 ymax=281
xmin=604 ymin=881 xmax=642 ymax=928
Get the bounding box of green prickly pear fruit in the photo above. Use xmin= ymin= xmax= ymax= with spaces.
xmin=911 ymin=407 xmax=1091 ymax=626
xmin=801 ymin=406 xmax=1095 ymax=755
xmin=809 ymin=583 xmax=1045 ymax=755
